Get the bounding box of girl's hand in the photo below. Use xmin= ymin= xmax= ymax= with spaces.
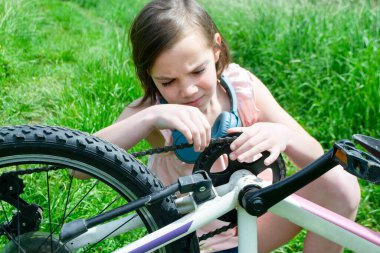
xmin=148 ymin=104 xmax=211 ymax=152
xmin=227 ymin=122 xmax=290 ymax=165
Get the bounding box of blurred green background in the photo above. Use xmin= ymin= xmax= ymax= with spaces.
xmin=0 ymin=0 xmax=379 ymax=252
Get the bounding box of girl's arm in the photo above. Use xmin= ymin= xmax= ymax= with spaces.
xmin=74 ymin=99 xmax=163 ymax=180
xmin=228 ymin=75 xmax=323 ymax=168
xmin=95 ymin=99 xmax=164 ymax=149
xmin=95 ymin=99 xmax=211 ymax=152
xmin=255 ymin=77 xmax=323 ymax=167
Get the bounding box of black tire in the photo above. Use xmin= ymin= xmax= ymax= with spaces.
xmin=0 ymin=125 xmax=198 ymax=252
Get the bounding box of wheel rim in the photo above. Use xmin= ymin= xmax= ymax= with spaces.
xmin=0 ymin=154 xmax=162 ymax=253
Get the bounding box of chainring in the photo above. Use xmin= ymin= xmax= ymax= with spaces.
xmin=193 ymin=134 xmax=286 ymax=222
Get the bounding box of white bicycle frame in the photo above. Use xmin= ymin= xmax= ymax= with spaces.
xmin=66 ymin=169 xmax=380 ymax=253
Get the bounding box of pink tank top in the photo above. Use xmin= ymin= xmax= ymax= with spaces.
xmin=148 ymin=63 xmax=260 ymax=252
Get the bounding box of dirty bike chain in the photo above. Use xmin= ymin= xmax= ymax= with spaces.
xmin=131 ymin=136 xmax=239 ymax=242
xmin=132 ymin=135 xmax=286 ymax=241
xmin=130 ymin=136 xmax=238 ymax=158
xmin=3 ymin=136 xmax=239 ymax=242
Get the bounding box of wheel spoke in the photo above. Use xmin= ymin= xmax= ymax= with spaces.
xmin=32 ymin=169 xmax=98 ymax=253
xmin=99 ymin=195 xmax=121 ymax=215
xmin=60 ymin=172 xmax=73 ymax=227
xmin=63 ymin=180 xmax=99 ymax=221
xmin=47 ymin=171 xmax=53 ymax=251
xmin=1 ymin=200 xmax=9 ymax=224
xmin=83 ymin=213 xmax=140 ymax=252
xmin=0 ymin=125 xmax=187 ymax=252
xmin=30 ymin=170 xmax=54 ymax=253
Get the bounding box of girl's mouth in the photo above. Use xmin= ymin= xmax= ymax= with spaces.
xmin=184 ymin=96 xmax=203 ymax=107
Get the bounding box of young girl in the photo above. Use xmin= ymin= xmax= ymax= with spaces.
xmin=96 ymin=0 xmax=361 ymax=252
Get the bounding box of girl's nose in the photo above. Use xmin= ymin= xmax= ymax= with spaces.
xmin=180 ymin=81 xmax=198 ymax=98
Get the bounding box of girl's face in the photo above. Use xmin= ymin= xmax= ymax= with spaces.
xmin=150 ymin=31 xmax=222 ymax=113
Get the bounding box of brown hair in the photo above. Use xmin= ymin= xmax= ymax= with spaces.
xmin=129 ymin=0 xmax=231 ymax=106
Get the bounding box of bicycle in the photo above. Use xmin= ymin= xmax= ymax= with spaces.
xmin=0 ymin=125 xmax=378 ymax=252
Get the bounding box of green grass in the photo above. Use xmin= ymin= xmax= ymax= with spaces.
xmin=0 ymin=0 xmax=379 ymax=252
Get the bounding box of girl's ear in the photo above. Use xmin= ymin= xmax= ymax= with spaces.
xmin=213 ymin=33 xmax=222 ymax=62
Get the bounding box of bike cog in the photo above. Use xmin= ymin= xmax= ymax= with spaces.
xmin=193 ymin=134 xmax=286 ymax=222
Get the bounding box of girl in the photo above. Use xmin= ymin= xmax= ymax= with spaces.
xmin=96 ymin=0 xmax=361 ymax=252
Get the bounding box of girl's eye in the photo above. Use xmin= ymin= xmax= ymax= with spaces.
xmin=161 ymin=80 xmax=174 ymax=86
xmin=193 ymin=68 xmax=205 ymax=75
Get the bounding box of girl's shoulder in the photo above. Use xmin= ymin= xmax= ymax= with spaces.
xmin=222 ymin=63 xmax=259 ymax=97
xmin=223 ymin=63 xmax=247 ymax=78
xmin=223 ymin=63 xmax=261 ymax=126
xmin=223 ymin=63 xmax=260 ymax=90
xmin=223 ymin=62 xmax=252 ymax=77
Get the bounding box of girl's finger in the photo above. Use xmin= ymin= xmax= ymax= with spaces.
xmin=231 ymin=132 xmax=266 ymax=158
xmin=264 ymin=148 xmax=281 ymax=166
xmin=236 ymin=140 xmax=270 ymax=163
xmin=199 ymin=115 xmax=211 ymax=150
xmin=229 ymin=127 xmax=259 ymax=151
xmin=187 ymin=121 xmax=204 ymax=151
xmin=227 ymin=127 xmax=245 ymax=134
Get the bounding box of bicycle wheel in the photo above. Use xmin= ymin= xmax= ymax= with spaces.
xmin=0 ymin=125 xmax=198 ymax=253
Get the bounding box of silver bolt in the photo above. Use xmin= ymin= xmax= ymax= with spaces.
xmin=9 ymin=186 xmax=13 ymax=191
xmin=199 ymin=186 xmax=206 ymax=192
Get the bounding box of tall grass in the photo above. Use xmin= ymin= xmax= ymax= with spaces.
xmin=208 ymin=0 xmax=380 ymax=144
xmin=0 ymin=0 xmax=379 ymax=252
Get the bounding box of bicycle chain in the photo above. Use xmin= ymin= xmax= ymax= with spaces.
xmin=130 ymin=136 xmax=239 ymax=242
xmin=2 ymin=136 xmax=238 ymax=242
xmin=198 ymin=222 xmax=236 ymax=242
xmin=132 ymin=136 xmax=239 ymax=241
xmin=4 ymin=137 xmax=237 ymax=176
xmin=130 ymin=136 xmax=238 ymax=158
